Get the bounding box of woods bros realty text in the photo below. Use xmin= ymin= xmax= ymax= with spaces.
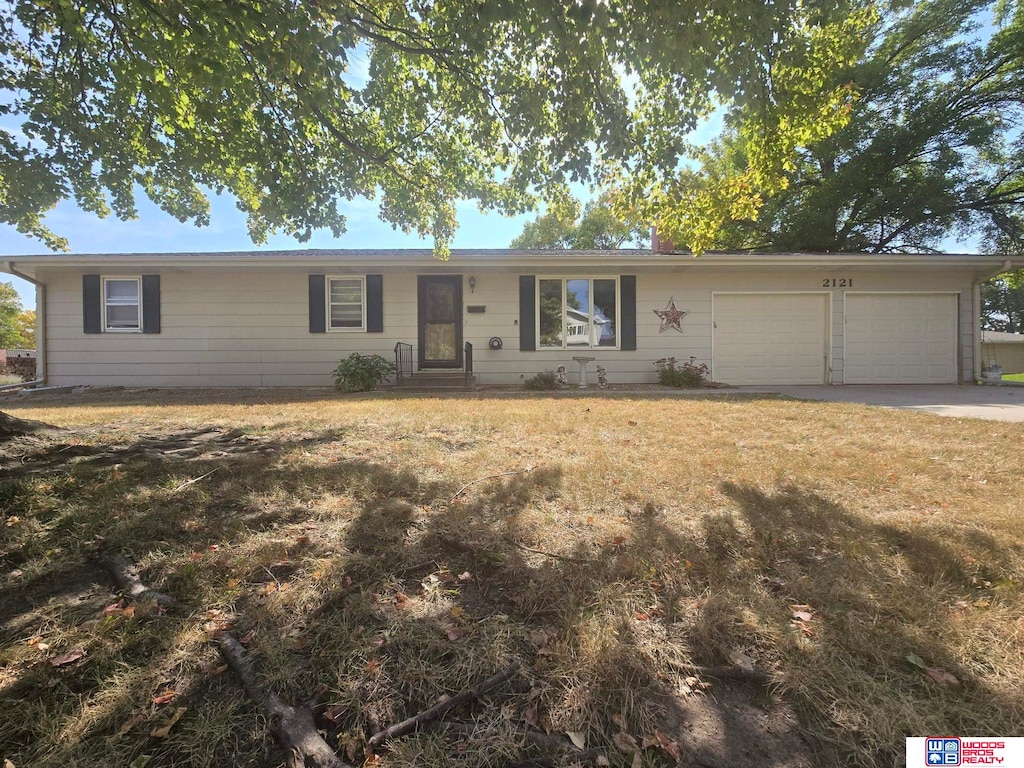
xmin=907 ymin=739 xmax=1024 ymax=765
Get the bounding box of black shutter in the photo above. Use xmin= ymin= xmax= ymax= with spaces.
xmin=366 ymin=274 xmax=383 ymax=332
xmin=309 ymin=274 xmax=326 ymax=333
xmin=620 ymin=275 xmax=637 ymax=351
xmin=83 ymin=274 xmax=101 ymax=334
xmin=519 ymin=275 xmax=536 ymax=351
xmin=141 ymin=274 xmax=161 ymax=333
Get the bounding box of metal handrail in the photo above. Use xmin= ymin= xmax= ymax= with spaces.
xmin=464 ymin=341 xmax=473 ymax=386
xmin=394 ymin=342 xmax=413 ymax=382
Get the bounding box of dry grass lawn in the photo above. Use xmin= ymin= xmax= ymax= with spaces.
xmin=1 ymin=388 xmax=1022 ymax=768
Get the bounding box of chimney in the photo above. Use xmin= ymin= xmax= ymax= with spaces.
xmin=651 ymin=226 xmax=675 ymax=253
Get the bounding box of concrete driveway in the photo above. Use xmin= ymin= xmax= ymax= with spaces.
xmin=737 ymin=384 xmax=1024 ymax=422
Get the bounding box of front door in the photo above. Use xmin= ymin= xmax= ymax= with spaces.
xmin=418 ymin=275 xmax=463 ymax=368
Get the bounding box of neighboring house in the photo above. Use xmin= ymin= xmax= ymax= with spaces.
xmin=981 ymin=330 xmax=1024 ymax=374
xmin=1 ymin=249 xmax=1019 ymax=388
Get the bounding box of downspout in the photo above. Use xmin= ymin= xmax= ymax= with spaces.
xmin=2 ymin=261 xmax=46 ymax=389
xmin=973 ymin=259 xmax=1012 ymax=382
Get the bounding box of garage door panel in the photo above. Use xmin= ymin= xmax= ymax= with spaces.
xmin=844 ymin=293 xmax=957 ymax=384
xmin=713 ymin=294 xmax=828 ymax=385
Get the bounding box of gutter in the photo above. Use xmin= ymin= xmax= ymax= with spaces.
xmin=2 ymin=261 xmax=45 ymax=388
xmin=973 ymin=259 xmax=1013 ymax=381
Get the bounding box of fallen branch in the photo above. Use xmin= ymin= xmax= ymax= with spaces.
xmin=217 ymin=633 xmax=354 ymax=768
xmin=503 ymin=537 xmax=591 ymax=564
xmin=97 ymin=554 xmax=177 ymax=607
xmin=449 ymin=468 xmax=532 ymax=504
xmin=368 ymin=661 xmax=521 ymax=748
xmin=170 ymin=467 xmax=218 ymax=494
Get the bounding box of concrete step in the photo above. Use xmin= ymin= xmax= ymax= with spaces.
xmin=394 ymin=372 xmax=476 ymax=391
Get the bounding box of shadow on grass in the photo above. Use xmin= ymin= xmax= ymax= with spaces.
xmin=1 ymin=427 xmax=1021 ymax=768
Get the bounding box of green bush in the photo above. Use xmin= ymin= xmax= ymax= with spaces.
xmin=332 ymin=353 xmax=396 ymax=392
xmin=523 ymin=371 xmax=559 ymax=390
xmin=654 ymin=357 xmax=710 ymax=388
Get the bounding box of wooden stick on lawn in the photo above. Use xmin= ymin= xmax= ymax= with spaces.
xmin=368 ymin=660 xmax=521 ymax=748
xmin=217 ymin=633 xmax=355 ymax=768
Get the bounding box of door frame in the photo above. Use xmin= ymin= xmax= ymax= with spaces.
xmin=417 ymin=275 xmax=463 ymax=369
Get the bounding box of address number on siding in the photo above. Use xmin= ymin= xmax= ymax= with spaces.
xmin=822 ymin=278 xmax=853 ymax=287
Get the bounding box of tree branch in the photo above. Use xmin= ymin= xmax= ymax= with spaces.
xmin=368 ymin=661 xmax=521 ymax=748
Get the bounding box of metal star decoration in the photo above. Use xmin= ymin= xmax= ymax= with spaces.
xmin=653 ymin=297 xmax=688 ymax=333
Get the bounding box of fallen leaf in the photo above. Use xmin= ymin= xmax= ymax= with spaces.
xmin=4 ymin=758 xmax=15 ymax=768
xmin=631 ymin=751 xmax=642 ymax=768
xmin=653 ymin=729 xmax=681 ymax=762
xmin=394 ymin=591 xmax=409 ymax=608
xmin=106 ymin=712 xmax=146 ymax=745
xmin=529 ymin=629 xmax=550 ymax=648
xmin=611 ymin=714 xmax=627 ymax=729
xmin=150 ymin=706 xmax=187 ymax=738
xmin=728 ymin=650 xmax=754 ymax=672
xmin=925 ymin=667 xmax=960 ymax=686
xmin=613 ymin=732 xmax=639 ymax=753
xmin=103 ymin=600 xmax=126 ymax=615
xmin=9 ymin=569 xmax=22 ymax=578
xmin=51 ymin=648 xmax=86 ymax=667
xmin=238 ymin=631 xmax=255 ymax=645
xmin=449 ymin=606 xmax=465 ymax=619
xmin=152 ymin=691 xmax=176 ymax=706
xmin=444 ymin=625 xmax=462 ymax=641
xmin=458 ymin=571 xmax=472 ymax=581
xmin=524 ymin=706 xmax=539 ymax=727
xmin=129 ymin=756 xmax=151 ymax=768
xmin=596 ymin=756 xmax=611 ymax=767
xmin=566 ymin=731 xmax=586 ymax=750
xmin=906 ymin=653 xmax=927 ymax=670
xmin=609 ymin=535 xmax=627 ymax=548
xmin=789 ymin=604 xmax=814 ymax=622
xmin=628 ymin=420 xmax=638 ymax=426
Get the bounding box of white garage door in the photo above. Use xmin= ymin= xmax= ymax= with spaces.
xmin=713 ymin=293 xmax=829 ymax=385
xmin=844 ymin=293 xmax=958 ymax=384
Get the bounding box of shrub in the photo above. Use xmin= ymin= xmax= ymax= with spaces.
xmin=654 ymin=356 xmax=710 ymax=388
xmin=523 ymin=371 xmax=559 ymax=390
xmin=332 ymin=353 xmax=396 ymax=392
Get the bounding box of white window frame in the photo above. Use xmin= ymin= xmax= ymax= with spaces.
xmin=536 ymin=276 xmax=620 ymax=350
xmin=102 ymin=276 xmax=143 ymax=333
xmin=326 ymin=275 xmax=367 ymax=332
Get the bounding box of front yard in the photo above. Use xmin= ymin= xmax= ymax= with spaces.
xmin=1 ymin=389 xmax=1022 ymax=768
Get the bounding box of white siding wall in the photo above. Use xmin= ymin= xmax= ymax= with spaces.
xmin=40 ymin=266 xmax=977 ymax=387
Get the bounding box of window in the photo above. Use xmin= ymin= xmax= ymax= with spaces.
xmin=328 ymin=277 xmax=366 ymax=330
xmin=103 ymin=278 xmax=142 ymax=331
xmin=538 ymin=277 xmax=618 ymax=349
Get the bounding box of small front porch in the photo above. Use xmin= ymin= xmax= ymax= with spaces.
xmin=392 ymin=341 xmax=477 ymax=392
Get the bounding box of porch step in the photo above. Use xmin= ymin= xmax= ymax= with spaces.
xmin=394 ymin=371 xmax=477 ymax=391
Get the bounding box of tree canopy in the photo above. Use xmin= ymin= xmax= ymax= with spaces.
xmin=510 ymin=197 xmax=646 ymax=250
xmin=668 ymin=0 xmax=1024 ymax=255
xmin=1 ymin=0 xmax=875 ymax=256
xmin=0 ymin=281 xmax=27 ymax=348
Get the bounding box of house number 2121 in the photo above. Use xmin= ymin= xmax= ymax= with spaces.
xmin=822 ymin=278 xmax=853 ymax=287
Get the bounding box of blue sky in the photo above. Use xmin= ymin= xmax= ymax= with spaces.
xmin=0 ymin=192 xmax=547 ymax=310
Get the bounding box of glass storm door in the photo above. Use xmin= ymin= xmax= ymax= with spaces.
xmin=418 ymin=275 xmax=463 ymax=368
